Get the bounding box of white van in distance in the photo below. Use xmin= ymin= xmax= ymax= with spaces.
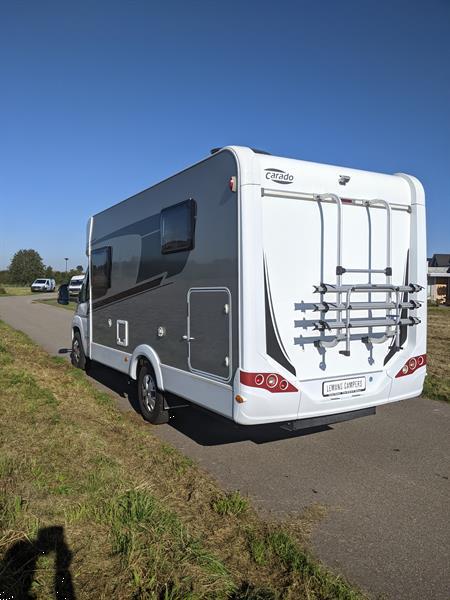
xmin=31 ymin=278 xmax=56 ymax=292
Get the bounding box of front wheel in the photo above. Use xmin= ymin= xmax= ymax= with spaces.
xmin=71 ymin=331 xmax=89 ymax=370
xmin=137 ymin=363 xmax=169 ymax=424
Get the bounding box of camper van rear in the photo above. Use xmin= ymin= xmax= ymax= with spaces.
xmin=63 ymin=146 xmax=426 ymax=429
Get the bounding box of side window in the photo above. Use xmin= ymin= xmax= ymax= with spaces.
xmin=160 ymin=199 xmax=196 ymax=255
xmin=91 ymin=247 xmax=111 ymax=299
xmin=79 ymin=271 xmax=90 ymax=303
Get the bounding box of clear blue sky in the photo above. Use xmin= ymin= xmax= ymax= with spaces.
xmin=0 ymin=0 xmax=449 ymax=270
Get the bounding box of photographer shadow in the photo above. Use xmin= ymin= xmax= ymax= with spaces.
xmin=0 ymin=525 xmax=75 ymax=599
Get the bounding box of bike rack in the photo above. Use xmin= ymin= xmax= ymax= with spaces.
xmin=298 ymin=193 xmax=421 ymax=356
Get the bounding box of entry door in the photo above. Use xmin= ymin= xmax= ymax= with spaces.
xmin=187 ymin=288 xmax=231 ymax=380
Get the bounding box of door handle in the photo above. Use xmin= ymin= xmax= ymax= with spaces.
xmin=182 ymin=335 xmax=195 ymax=341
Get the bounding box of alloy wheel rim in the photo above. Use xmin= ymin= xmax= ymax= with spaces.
xmin=142 ymin=374 xmax=156 ymax=412
xmin=73 ymin=339 xmax=81 ymax=363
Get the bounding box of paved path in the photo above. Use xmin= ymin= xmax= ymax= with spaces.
xmin=1 ymin=294 xmax=449 ymax=599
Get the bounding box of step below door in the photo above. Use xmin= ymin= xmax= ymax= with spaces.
xmin=187 ymin=287 xmax=231 ymax=381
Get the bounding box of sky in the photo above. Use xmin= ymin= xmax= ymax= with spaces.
xmin=0 ymin=0 xmax=449 ymax=270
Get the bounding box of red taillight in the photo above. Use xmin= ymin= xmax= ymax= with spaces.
xmin=395 ymin=354 xmax=427 ymax=378
xmin=254 ymin=373 xmax=264 ymax=386
xmin=240 ymin=371 xmax=298 ymax=393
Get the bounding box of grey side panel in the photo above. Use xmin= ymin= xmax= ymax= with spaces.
xmin=90 ymin=150 xmax=239 ymax=379
xmin=188 ymin=288 xmax=231 ymax=380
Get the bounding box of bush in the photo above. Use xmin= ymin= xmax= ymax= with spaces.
xmin=0 ymin=287 xmax=6 ymax=295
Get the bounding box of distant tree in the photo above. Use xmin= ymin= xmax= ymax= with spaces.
xmin=53 ymin=270 xmax=68 ymax=285
xmin=44 ymin=265 xmax=54 ymax=278
xmin=76 ymin=265 xmax=83 ymax=273
xmin=0 ymin=270 xmax=10 ymax=284
xmin=8 ymin=249 xmax=45 ymax=285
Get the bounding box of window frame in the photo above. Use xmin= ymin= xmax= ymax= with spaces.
xmin=160 ymin=198 xmax=197 ymax=255
xmin=91 ymin=246 xmax=112 ymax=299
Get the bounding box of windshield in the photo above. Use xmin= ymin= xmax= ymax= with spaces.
xmin=34 ymin=279 xmax=46 ymax=284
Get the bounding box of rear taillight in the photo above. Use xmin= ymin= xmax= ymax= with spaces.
xmin=240 ymin=371 xmax=298 ymax=393
xmin=395 ymin=354 xmax=426 ymax=378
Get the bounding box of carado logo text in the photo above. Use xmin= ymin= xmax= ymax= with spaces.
xmin=264 ymin=168 xmax=294 ymax=184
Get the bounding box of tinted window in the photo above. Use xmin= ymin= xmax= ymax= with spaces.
xmin=79 ymin=271 xmax=89 ymax=303
xmin=160 ymin=199 xmax=196 ymax=254
xmin=91 ymin=247 xmax=111 ymax=299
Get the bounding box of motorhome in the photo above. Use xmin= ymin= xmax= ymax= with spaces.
xmin=68 ymin=274 xmax=85 ymax=297
xmin=59 ymin=146 xmax=427 ymax=428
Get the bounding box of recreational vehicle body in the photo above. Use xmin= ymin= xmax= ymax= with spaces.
xmin=63 ymin=146 xmax=427 ymax=428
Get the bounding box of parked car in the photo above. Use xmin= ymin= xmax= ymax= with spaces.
xmin=30 ymin=278 xmax=56 ymax=292
xmin=68 ymin=274 xmax=85 ymax=297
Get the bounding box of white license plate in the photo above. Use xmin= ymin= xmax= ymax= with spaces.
xmin=323 ymin=377 xmax=366 ymax=397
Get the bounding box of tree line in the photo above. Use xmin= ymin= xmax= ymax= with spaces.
xmin=0 ymin=249 xmax=84 ymax=286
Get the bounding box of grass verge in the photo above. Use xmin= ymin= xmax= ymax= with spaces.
xmin=0 ymin=286 xmax=34 ymax=296
xmin=425 ymin=306 xmax=450 ymax=402
xmin=0 ymin=320 xmax=364 ymax=599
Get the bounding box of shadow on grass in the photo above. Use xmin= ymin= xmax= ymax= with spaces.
xmin=0 ymin=526 xmax=76 ymax=599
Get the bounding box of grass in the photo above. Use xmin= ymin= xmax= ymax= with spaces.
xmin=33 ymin=298 xmax=76 ymax=311
xmin=0 ymin=286 xmax=34 ymax=296
xmin=424 ymin=305 xmax=450 ymax=402
xmin=212 ymin=491 xmax=249 ymax=517
xmin=0 ymin=320 xmax=364 ymax=600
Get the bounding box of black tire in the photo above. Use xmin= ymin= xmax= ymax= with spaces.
xmin=71 ymin=330 xmax=89 ymax=370
xmin=137 ymin=362 xmax=169 ymax=424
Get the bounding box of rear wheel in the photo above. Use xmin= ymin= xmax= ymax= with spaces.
xmin=71 ymin=331 xmax=89 ymax=370
xmin=137 ymin=362 xmax=169 ymax=424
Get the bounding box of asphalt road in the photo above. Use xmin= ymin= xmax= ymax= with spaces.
xmin=1 ymin=294 xmax=449 ymax=600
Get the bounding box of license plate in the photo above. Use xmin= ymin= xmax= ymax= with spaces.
xmin=323 ymin=377 xmax=366 ymax=397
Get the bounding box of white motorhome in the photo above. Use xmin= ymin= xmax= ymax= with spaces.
xmin=68 ymin=274 xmax=85 ymax=297
xmin=59 ymin=146 xmax=427 ymax=429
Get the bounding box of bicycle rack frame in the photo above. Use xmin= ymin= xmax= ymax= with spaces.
xmin=298 ymin=193 xmax=421 ymax=356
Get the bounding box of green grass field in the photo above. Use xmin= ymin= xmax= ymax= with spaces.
xmin=0 ymin=321 xmax=363 ymax=600
xmin=0 ymin=286 xmax=34 ymax=296
xmin=424 ymin=306 xmax=450 ymax=402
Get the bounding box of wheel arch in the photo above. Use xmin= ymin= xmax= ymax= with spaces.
xmin=129 ymin=345 xmax=164 ymax=391
xmin=72 ymin=315 xmax=88 ymax=356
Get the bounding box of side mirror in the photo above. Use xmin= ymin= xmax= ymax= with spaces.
xmin=57 ymin=284 xmax=69 ymax=305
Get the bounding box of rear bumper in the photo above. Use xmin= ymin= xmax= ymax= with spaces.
xmin=280 ymin=406 xmax=376 ymax=431
xmin=232 ymin=368 xmax=425 ymax=425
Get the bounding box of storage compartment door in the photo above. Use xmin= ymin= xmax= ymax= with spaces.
xmin=188 ymin=288 xmax=231 ymax=380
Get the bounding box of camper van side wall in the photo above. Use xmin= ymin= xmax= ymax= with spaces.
xmin=88 ymin=149 xmax=240 ymax=419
